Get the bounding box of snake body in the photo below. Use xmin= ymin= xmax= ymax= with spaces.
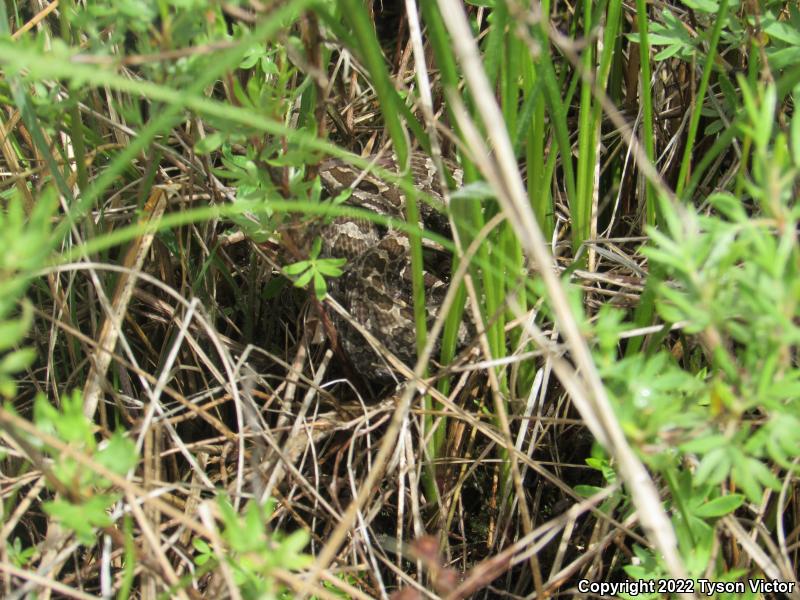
xmin=316 ymin=154 xmax=464 ymax=380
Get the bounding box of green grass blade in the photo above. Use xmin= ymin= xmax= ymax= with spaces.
xmin=675 ymin=0 xmax=730 ymax=197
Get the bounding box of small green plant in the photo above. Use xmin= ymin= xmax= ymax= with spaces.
xmin=282 ymin=237 xmax=346 ymax=300
xmin=0 ymin=190 xmax=57 ymax=398
xmin=15 ymin=390 xmax=139 ymax=544
xmin=7 ymin=537 xmax=36 ymax=568
xmin=193 ymin=498 xmax=312 ymax=600
xmin=592 ymin=78 xmax=800 ymax=588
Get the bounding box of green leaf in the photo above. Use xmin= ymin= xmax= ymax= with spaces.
xmin=7 ymin=537 xmax=35 ymax=568
xmin=293 ymin=268 xmax=314 ymax=288
xmin=575 ymin=485 xmax=604 ymax=497
xmin=680 ymin=434 xmax=728 ymax=454
xmin=708 ymin=192 xmax=748 ymax=222
xmin=747 ymin=458 xmax=782 ymax=492
xmin=694 ymin=447 xmax=731 ymax=487
xmin=730 ymin=451 xmax=763 ymax=503
xmin=313 ymin=271 xmax=327 ymax=300
xmin=0 ymin=347 xmax=36 ymax=374
xmin=0 ymin=376 xmax=16 ymax=399
xmin=792 ymin=101 xmax=800 ymax=168
xmin=450 ymin=181 xmax=495 ymax=202
xmin=283 ymin=261 xmax=311 ymax=276
xmin=681 ymin=0 xmax=719 ymax=12
xmin=693 ymin=494 xmax=744 ymax=518
xmin=193 ymin=537 xmax=214 ymax=566
xmin=96 ymin=432 xmax=138 ymax=477
xmin=762 ymin=16 xmax=800 ymax=45
xmin=310 ymin=237 xmax=322 ymax=258
xmin=44 ymin=494 xmax=118 ymax=545
xmin=276 ymin=529 xmax=312 ymax=569
xmin=0 ymin=301 xmax=34 ymax=352
xmin=772 ymin=46 xmax=800 ymax=71
xmin=33 ymin=390 xmax=95 ymax=449
xmin=654 ymin=44 xmax=684 ymax=61
xmin=195 ymin=132 xmax=226 ymax=155
xmin=316 ymin=258 xmax=345 ymax=277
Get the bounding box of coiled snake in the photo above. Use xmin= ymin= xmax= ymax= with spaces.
xmin=315 ymin=154 xmax=466 ymax=381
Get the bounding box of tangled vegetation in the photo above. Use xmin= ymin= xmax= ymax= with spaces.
xmin=1 ymin=0 xmax=799 ymax=597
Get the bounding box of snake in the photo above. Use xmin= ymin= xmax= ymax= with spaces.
xmin=314 ymin=153 xmax=466 ymax=381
